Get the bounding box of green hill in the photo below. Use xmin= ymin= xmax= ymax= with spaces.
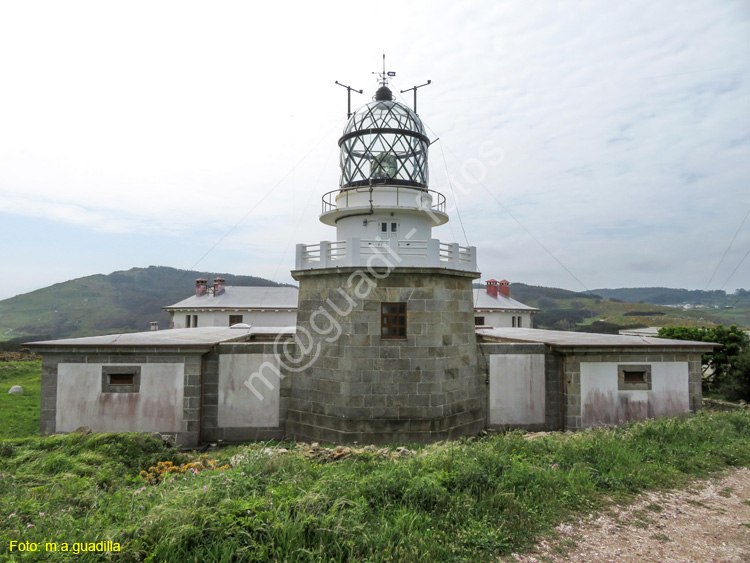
xmin=591 ymin=286 xmax=748 ymax=307
xmin=4 ymin=274 xmax=747 ymax=345
xmin=0 ymin=266 xmax=285 ymax=344
xmin=474 ymin=282 xmax=750 ymax=334
xmin=478 ymin=282 xmax=750 ymax=333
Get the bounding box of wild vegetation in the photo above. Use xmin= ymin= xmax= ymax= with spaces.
xmin=658 ymin=325 xmax=750 ymax=401
xmin=0 ymin=413 xmax=748 ymax=562
xmin=0 ymin=357 xmax=41 ymax=439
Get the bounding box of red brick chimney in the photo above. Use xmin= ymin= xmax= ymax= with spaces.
xmin=195 ymin=278 xmax=208 ymax=297
xmin=486 ymin=279 xmax=511 ymax=298
xmin=498 ymin=280 xmax=510 ymax=297
xmin=486 ymin=279 xmax=499 ymax=298
xmin=213 ymin=277 xmax=226 ymax=296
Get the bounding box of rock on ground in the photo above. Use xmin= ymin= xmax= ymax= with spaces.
xmin=7 ymin=385 xmax=23 ymax=394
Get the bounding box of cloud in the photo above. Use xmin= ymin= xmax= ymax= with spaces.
xmin=0 ymin=0 xmax=748 ymax=299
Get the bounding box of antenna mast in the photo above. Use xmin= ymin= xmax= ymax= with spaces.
xmin=400 ymin=80 xmax=431 ymax=114
xmin=334 ymin=81 xmax=363 ymax=118
xmin=373 ymin=52 xmax=396 ymax=87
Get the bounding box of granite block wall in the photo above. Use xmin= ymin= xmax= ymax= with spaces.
xmin=286 ymin=266 xmax=484 ymax=443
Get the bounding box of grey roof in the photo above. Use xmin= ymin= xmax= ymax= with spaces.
xmin=476 ymin=327 xmax=718 ymax=348
xmin=26 ymin=326 xmax=294 ymax=348
xmin=164 ymin=286 xmax=299 ymax=310
xmin=472 ymin=289 xmax=539 ymax=312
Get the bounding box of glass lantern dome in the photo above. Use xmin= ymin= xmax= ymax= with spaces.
xmin=338 ymin=86 xmax=430 ymax=190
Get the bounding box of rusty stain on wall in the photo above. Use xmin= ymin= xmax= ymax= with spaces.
xmin=57 ymin=363 xmax=184 ymax=433
xmin=581 ymin=362 xmax=689 ymax=428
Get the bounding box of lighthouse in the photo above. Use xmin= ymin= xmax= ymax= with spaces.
xmin=287 ymin=72 xmax=484 ymax=443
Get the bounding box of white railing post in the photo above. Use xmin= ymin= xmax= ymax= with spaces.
xmin=388 ymin=237 xmax=400 ymax=266
xmin=468 ymin=246 xmax=478 ymax=271
xmin=427 ymin=239 xmax=440 ymax=267
xmin=347 ymin=237 xmax=360 ymax=267
xmin=450 ymin=243 xmax=460 ymax=269
xmin=295 ymin=244 xmax=306 ymax=269
xmin=320 ymin=241 xmax=330 ymax=268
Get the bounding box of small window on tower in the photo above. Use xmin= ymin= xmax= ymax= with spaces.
xmin=517 ymin=316 xmax=522 ymax=328
xmin=229 ymin=315 xmax=243 ymax=326
xmin=475 ymin=316 xmax=485 ymax=326
xmin=381 ymin=302 xmax=407 ymax=339
xmin=185 ymin=315 xmax=191 ymax=328
xmin=391 ymin=222 xmax=397 ymax=232
xmin=381 ymin=222 xmax=388 ymax=233
xmin=192 ymin=315 xmax=198 ymax=328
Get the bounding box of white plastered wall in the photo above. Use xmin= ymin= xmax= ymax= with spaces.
xmin=218 ymin=354 xmax=281 ymax=427
xmin=488 ymin=354 xmax=545 ymax=426
xmin=580 ymin=361 xmax=689 ymax=427
xmin=336 ymin=212 xmax=434 ymax=242
xmin=56 ymin=363 xmax=184 ymax=433
xmin=172 ymin=310 xmax=296 ymax=328
xmin=479 ymin=311 xmax=534 ymax=328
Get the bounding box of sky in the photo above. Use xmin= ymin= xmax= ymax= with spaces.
xmin=1 ymin=0 xmax=748 ymax=301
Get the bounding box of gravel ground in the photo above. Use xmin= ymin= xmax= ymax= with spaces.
xmin=509 ymin=467 xmax=750 ymax=563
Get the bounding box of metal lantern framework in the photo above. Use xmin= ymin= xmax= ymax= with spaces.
xmin=338 ymin=88 xmax=430 ymax=191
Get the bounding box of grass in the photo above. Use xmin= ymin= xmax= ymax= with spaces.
xmin=0 ymin=359 xmax=41 ymax=439
xmin=0 ymin=411 xmax=748 ymax=562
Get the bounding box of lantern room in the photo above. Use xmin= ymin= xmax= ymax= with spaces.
xmin=338 ymin=86 xmax=430 ymax=190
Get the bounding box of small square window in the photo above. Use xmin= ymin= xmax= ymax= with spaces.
xmin=475 ymin=316 xmax=485 ymax=325
xmin=381 ymin=302 xmax=407 ymax=340
xmin=618 ymin=364 xmax=652 ymax=391
xmin=623 ymin=370 xmax=645 ymax=383
xmin=102 ymin=366 xmax=141 ymax=393
xmin=229 ymin=314 xmax=243 ymax=326
xmin=109 ymin=373 xmax=134 ymax=385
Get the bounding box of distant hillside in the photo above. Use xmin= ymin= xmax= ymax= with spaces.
xmin=0 ymin=266 xmax=286 ymax=343
xmin=591 ymin=287 xmax=748 ymax=307
xmin=4 ymin=275 xmax=748 ymax=345
xmin=505 ymin=283 xmax=602 ymax=304
xmin=478 ymin=282 xmax=750 ymax=333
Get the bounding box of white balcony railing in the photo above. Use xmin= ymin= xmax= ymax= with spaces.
xmin=295 ymin=237 xmax=477 ymax=272
xmin=321 ymin=187 xmax=447 ymax=214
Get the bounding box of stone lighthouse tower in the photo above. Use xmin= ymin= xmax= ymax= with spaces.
xmin=287 ymin=75 xmax=483 ymax=443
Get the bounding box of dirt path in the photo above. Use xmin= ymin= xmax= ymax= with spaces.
xmin=510 ymin=467 xmax=750 ymax=563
